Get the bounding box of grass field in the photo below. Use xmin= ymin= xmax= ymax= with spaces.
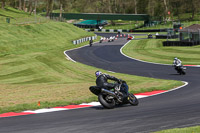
xmin=122 ymin=39 xmax=200 ymax=65
xmin=0 ymin=8 xmax=184 ymax=114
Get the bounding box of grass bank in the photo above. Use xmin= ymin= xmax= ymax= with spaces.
xmin=0 ymin=8 xmax=183 ymax=113
xmin=0 ymin=22 xmax=183 ymax=114
xmin=0 ymin=7 xmax=48 ymax=24
xmin=154 ymin=125 xmax=200 ymax=133
xmin=122 ymin=39 xmax=200 ymax=65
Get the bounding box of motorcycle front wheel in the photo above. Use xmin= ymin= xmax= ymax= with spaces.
xmin=98 ymin=93 xmax=115 ymax=109
xmin=128 ymin=93 xmax=139 ymax=106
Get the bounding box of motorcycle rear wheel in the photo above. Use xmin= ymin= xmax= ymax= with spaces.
xmin=98 ymin=93 xmax=115 ymax=109
xmin=128 ymin=93 xmax=139 ymax=106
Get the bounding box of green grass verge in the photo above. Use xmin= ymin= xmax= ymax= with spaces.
xmin=104 ymin=20 xmax=144 ymax=30
xmin=0 ymin=7 xmax=30 ymax=19
xmin=0 ymin=8 xmax=183 ymax=114
xmin=154 ymin=125 xmax=200 ymax=133
xmin=122 ymin=39 xmax=200 ymax=65
xmin=0 ymin=7 xmax=48 ymax=24
xmin=138 ymin=21 xmax=200 ymax=30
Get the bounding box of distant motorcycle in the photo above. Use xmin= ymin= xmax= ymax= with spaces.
xmin=148 ymin=34 xmax=153 ymax=39
xmin=174 ymin=65 xmax=186 ymax=75
xmin=89 ymin=80 xmax=138 ymax=109
xmin=108 ymin=36 xmax=114 ymax=42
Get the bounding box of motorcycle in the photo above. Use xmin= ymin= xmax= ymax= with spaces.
xmin=108 ymin=37 xmax=114 ymax=42
xmin=174 ymin=65 xmax=186 ymax=75
xmin=89 ymin=80 xmax=139 ymax=109
xmin=147 ymin=34 xmax=153 ymax=39
xmin=99 ymin=39 xmax=103 ymax=43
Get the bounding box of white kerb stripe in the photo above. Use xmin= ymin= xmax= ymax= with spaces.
xmin=24 ymin=108 xmax=68 ymax=114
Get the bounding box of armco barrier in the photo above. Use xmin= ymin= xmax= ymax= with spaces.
xmin=156 ymin=35 xmax=178 ymax=39
xmin=163 ymin=41 xmax=200 ymax=46
xmin=87 ymin=28 xmax=170 ymax=33
xmin=72 ymin=35 xmax=97 ymax=45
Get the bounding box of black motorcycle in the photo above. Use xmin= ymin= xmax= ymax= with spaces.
xmin=147 ymin=34 xmax=153 ymax=39
xmin=89 ymin=81 xmax=139 ymax=109
xmin=174 ymin=65 xmax=186 ymax=75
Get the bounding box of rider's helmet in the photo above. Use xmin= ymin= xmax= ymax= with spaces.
xmin=174 ymin=57 xmax=178 ymax=60
xmin=95 ymin=71 xmax=102 ymax=77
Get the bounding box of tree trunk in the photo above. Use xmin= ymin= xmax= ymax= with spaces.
xmin=163 ymin=0 xmax=168 ymax=14
xmin=34 ymin=0 xmax=37 ymax=15
xmin=191 ymin=0 xmax=197 ymax=20
xmin=18 ymin=0 xmax=22 ymax=10
xmin=176 ymin=3 xmax=180 ymax=21
xmin=29 ymin=0 xmax=33 ymax=15
xmin=108 ymin=0 xmax=111 ymax=13
xmin=59 ymin=3 xmax=63 ymax=20
xmin=163 ymin=0 xmax=168 ymax=20
xmin=46 ymin=0 xmax=53 ymax=17
xmin=1 ymin=0 xmax=5 ymax=9
xmin=23 ymin=0 xmax=26 ymax=12
xmin=114 ymin=0 xmax=117 ymax=13
xmin=134 ymin=0 xmax=137 ymax=14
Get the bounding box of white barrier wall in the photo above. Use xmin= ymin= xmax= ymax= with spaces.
xmin=72 ymin=35 xmax=97 ymax=45
xmin=109 ymin=29 xmax=114 ymax=32
xmin=102 ymin=29 xmax=106 ymax=32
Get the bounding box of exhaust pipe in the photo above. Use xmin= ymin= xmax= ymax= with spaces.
xmin=101 ymin=88 xmax=117 ymax=98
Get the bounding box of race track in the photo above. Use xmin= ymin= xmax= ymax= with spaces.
xmin=1 ymin=33 xmax=200 ymax=133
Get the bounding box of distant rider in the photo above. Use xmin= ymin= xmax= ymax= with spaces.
xmin=173 ymin=57 xmax=182 ymax=71
xmin=89 ymin=39 xmax=93 ymax=47
xmin=99 ymin=37 xmax=104 ymax=43
xmin=109 ymin=36 xmax=113 ymax=42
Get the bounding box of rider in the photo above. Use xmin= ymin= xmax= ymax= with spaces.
xmin=173 ymin=57 xmax=182 ymax=71
xmin=95 ymin=71 xmax=129 ymax=96
xmin=99 ymin=37 xmax=104 ymax=43
xmin=95 ymin=71 xmax=121 ymax=90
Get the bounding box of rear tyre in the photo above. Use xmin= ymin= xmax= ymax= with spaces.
xmin=98 ymin=93 xmax=115 ymax=109
xmin=128 ymin=93 xmax=139 ymax=106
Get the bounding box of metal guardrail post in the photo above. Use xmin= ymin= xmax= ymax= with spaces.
xmin=6 ymin=18 xmax=10 ymax=23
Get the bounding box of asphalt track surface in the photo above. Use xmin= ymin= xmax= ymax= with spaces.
xmin=1 ymin=33 xmax=200 ymax=133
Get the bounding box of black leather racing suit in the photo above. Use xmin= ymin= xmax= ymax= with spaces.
xmin=96 ymin=74 xmax=119 ymax=90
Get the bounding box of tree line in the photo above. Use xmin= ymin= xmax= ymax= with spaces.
xmin=1 ymin=0 xmax=199 ymax=20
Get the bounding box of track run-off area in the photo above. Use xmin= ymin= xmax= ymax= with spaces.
xmin=0 ymin=33 xmax=200 ymax=133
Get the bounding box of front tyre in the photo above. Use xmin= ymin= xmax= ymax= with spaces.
xmin=128 ymin=93 xmax=139 ymax=106
xmin=98 ymin=93 xmax=115 ymax=109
